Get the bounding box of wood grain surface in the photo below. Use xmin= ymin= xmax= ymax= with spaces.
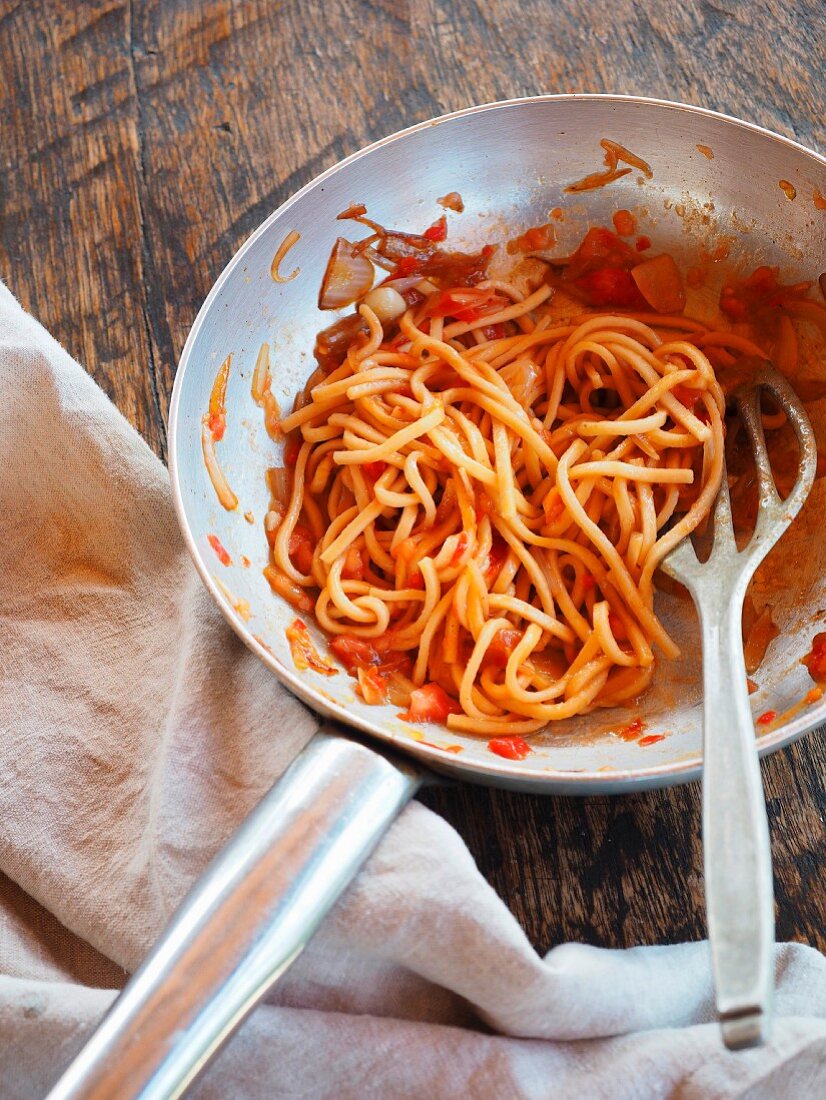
xmin=2 ymin=0 xmax=825 ymax=955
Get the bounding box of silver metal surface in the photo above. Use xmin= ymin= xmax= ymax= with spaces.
xmin=50 ymin=96 xmax=826 ymax=1098
xmin=46 ymin=732 xmax=422 ymax=1100
xmin=662 ymin=365 xmax=817 ymax=1048
xmin=168 ymin=92 xmax=826 ymax=794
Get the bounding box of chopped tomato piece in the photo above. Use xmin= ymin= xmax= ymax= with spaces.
xmin=363 ymin=460 xmax=387 ymax=482
xmin=612 ymin=209 xmax=636 ymax=237
xmin=342 ymin=545 xmax=365 ymax=580
xmin=450 ymin=532 xmax=469 ymax=566
xmin=719 ymin=293 xmax=748 ymax=320
xmin=437 ymin=191 xmax=464 ymax=212
xmin=288 ymin=524 xmax=315 ymax=574
xmin=406 ymin=569 xmax=425 ymax=590
xmin=392 ymin=537 xmax=418 ymax=563
xmin=285 ymin=619 xmax=337 ymax=675
xmin=484 ymin=628 xmax=522 ymax=667
xmin=608 ymin=612 xmax=627 ymax=640
xmin=483 ymin=323 xmax=506 ymax=340
xmin=543 ymin=493 xmax=566 ymax=524
xmin=564 ymin=227 xmax=637 ymax=280
xmin=402 ymin=683 xmax=462 ymax=724
xmin=475 ymin=490 xmax=493 ymax=521
xmin=671 ymin=384 xmax=704 ymax=410
xmin=617 ymin=716 xmax=646 ymax=740
xmin=488 ymin=735 xmax=532 ymax=760
xmin=756 ymin=710 xmax=777 ymax=726
xmin=630 ymin=253 xmax=686 ymax=313
xmin=423 ymin=215 xmax=448 ymax=242
xmin=508 ymin=223 xmax=556 ymax=253
xmin=581 ymin=571 xmax=595 ymax=590
xmin=718 ymin=264 xmax=815 ymax=329
xmin=803 ymin=632 xmax=826 ymax=682
xmin=207 ymin=412 xmax=226 ymax=441
xmin=207 ymin=533 xmax=231 ymax=566
xmin=638 ymin=733 xmax=665 ymax=746
xmin=574 ymin=267 xmax=647 ymax=309
xmin=485 ymin=532 xmax=509 ymax=577
xmin=392 ymin=255 xmax=424 ymax=278
xmin=635 ymin=235 xmax=651 ymax=252
xmin=329 ymin=634 xmax=381 ymax=673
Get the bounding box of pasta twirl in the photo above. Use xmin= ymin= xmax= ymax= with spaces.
xmin=266 ymin=280 xmax=726 ymax=733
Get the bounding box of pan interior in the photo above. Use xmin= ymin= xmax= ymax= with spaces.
xmin=169 ymin=97 xmax=826 ymax=793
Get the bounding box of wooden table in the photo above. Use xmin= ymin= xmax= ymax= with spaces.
xmin=2 ymin=0 xmax=825 ymax=955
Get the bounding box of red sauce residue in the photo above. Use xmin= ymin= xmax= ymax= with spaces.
xmin=616 ymin=716 xmax=646 ymax=741
xmin=802 ymin=632 xmax=826 ymax=682
xmin=565 ymin=138 xmax=653 ymax=193
xmin=612 ymin=209 xmax=636 ymax=236
xmin=337 ymin=202 xmax=368 ymax=220
xmin=757 ymin=710 xmax=777 ymax=726
xmin=207 ymin=534 xmax=231 ymax=566
xmin=746 ymin=678 xmax=758 ymax=695
xmin=488 ymin=735 xmax=532 ymax=760
xmin=270 ymin=229 xmax=301 ymax=283
xmin=284 ymin=436 xmax=302 ymax=466
xmin=508 ymin=223 xmax=556 ymax=253
xmin=815 ymin=188 xmax=826 ymax=211
xmin=638 ymin=733 xmax=665 ymax=747
xmin=779 ymin=180 xmax=797 ymax=201
xmin=696 ymin=144 xmax=714 ymax=160
xmin=549 ymin=207 xmax=564 ymax=221
xmin=413 ymin=736 xmax=463 ymax=753
xmin=285 ymin=619 xmax=337 ymax=676
xmin=424 ymin=215 xmax=448 ymax=242
xmin=635 ymin=235 xmax=651 ymax=252
xmin=437 ymin=191 xmax=464 ymax=213
xmin=806 ymin=686 xmax=824 ymax=704
xmin=241 ymin=555 xmax=251 ymax=568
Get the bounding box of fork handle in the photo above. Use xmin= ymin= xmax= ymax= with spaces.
xmin=699 ymin=586 xmax=774 ymax=1048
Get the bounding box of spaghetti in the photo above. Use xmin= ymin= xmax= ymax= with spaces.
xmin=266 ymin=256 xmax=727 ymax=733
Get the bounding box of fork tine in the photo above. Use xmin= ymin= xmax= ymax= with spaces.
xmin=733 ymin=364 xmax=817 ymax=559
xmin=707 ymin=460 xmax=738 ymax=560
xmin=735 ymin=384 xmax=780 ymax=511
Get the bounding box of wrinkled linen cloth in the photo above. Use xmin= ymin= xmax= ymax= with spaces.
xmin=2 ymin=280 xmax=826 ymax=1100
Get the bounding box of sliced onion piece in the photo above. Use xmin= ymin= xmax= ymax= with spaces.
xmin=631 ymin=253 xmax=686 ymax=313
xmin=267 ymin=465 xmax=291 ymax=507
xmin=319 ymin=238 xmax=374 ymax=310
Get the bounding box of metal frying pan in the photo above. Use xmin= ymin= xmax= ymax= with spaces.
xmin=49 ymin=96 xmax=826 ymax=1099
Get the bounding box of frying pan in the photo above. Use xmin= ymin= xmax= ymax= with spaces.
xmin=48 ymin=96 xmax=826 ymax=1099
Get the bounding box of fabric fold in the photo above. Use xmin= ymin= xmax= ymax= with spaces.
xmin=1 ymin=281 xmax=826 ymax=1097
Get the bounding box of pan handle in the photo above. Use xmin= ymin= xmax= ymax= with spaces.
xmin=46 ymin=728 xmax=424 ymax=1100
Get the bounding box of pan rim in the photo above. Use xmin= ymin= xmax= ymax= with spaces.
xmin=169 ymin=93 xmax=826 ymax=793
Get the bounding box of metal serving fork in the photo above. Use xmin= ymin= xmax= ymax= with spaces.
xmin=660 ymin=362 xmax=817 ymax=1050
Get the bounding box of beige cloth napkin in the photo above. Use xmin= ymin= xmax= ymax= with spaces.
xmin=2 ymin=279 xmax=826 ymax=1098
